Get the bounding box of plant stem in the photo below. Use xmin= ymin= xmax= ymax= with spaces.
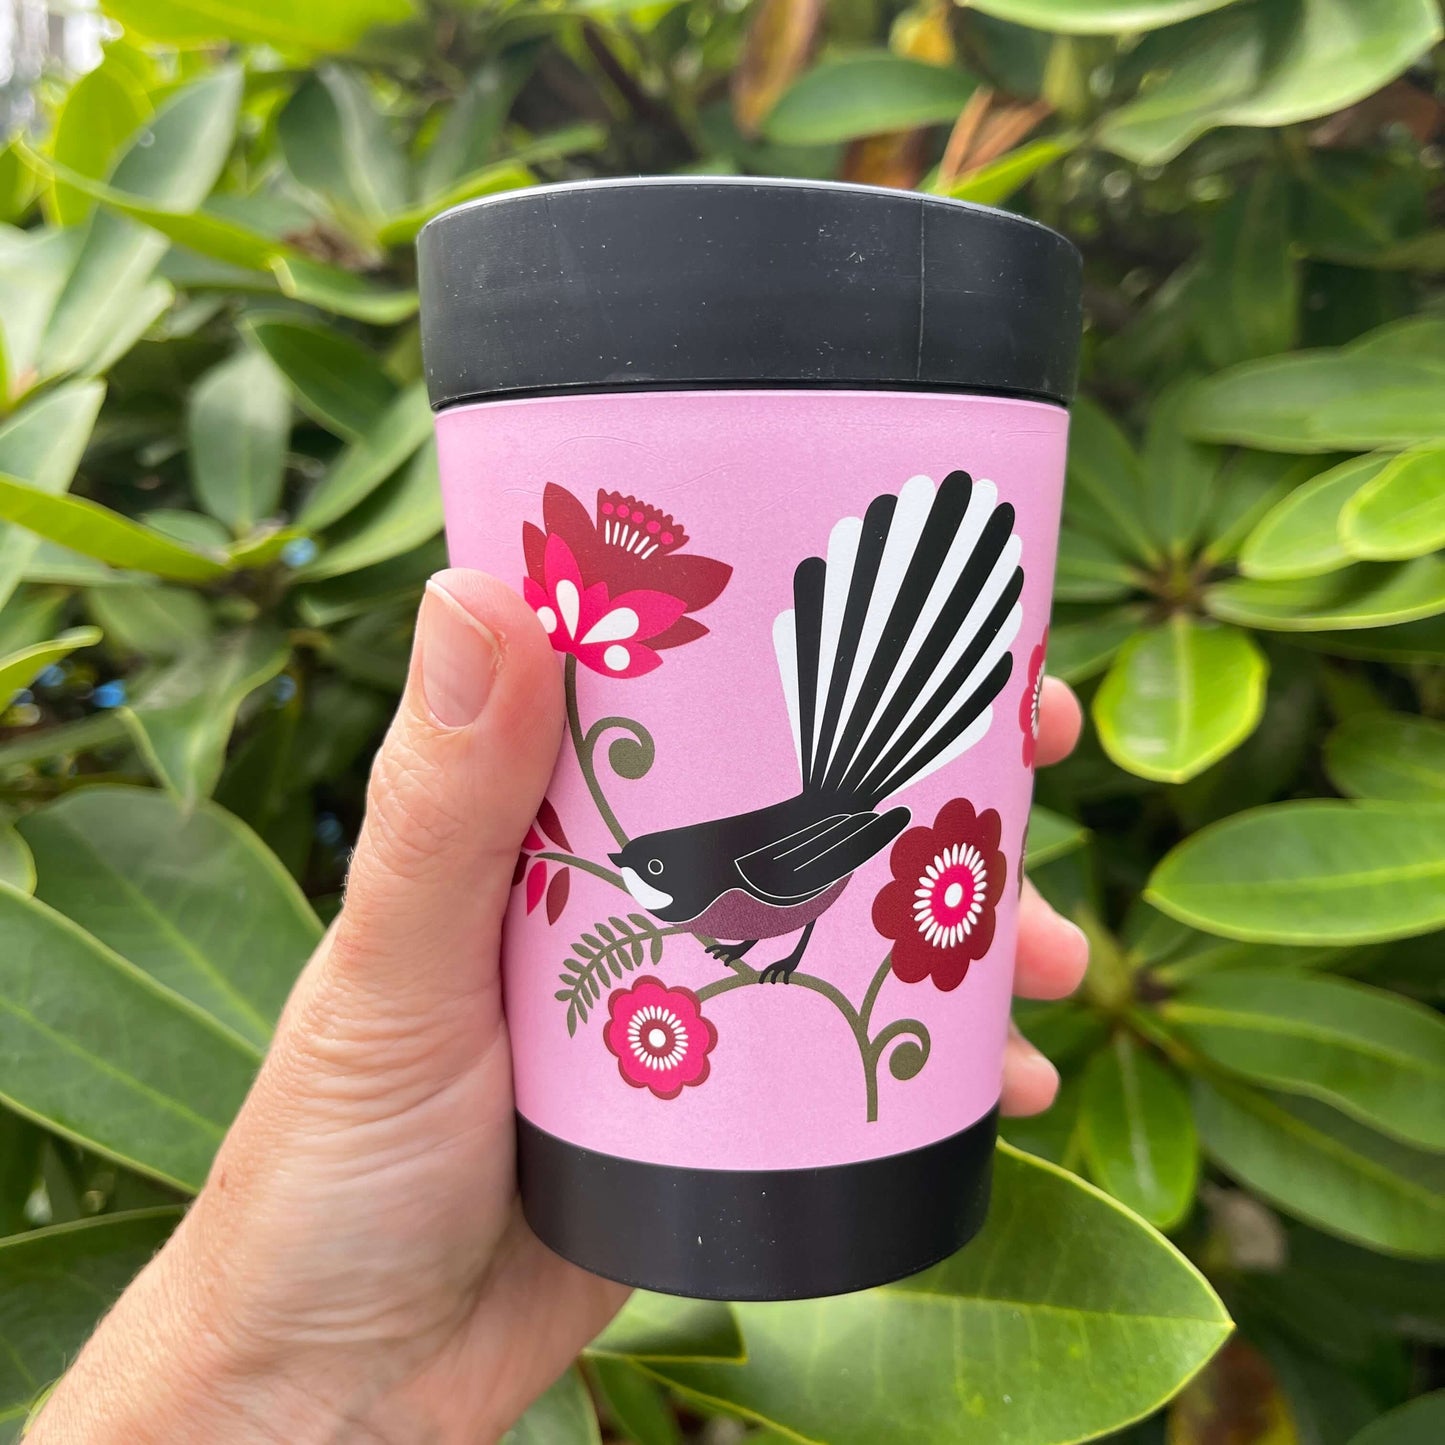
xmin=535 ymin=851 xmax=625 ymax=890
xmin=565 ymin=654 xmax=630 ymax=848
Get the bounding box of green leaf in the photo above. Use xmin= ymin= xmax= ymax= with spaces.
xmin=999 ymin=1072 xmax=1086 ymax=1167
xmin=1054 ymin=527 xmax=1140 ymax=601
xmin=1325 ymin=713 xmax=1445 ymax=803
xmin=1192 ymin=172 xmax=1299 ymax=370
xmin=968 ymin=1 xmax=1236 ymax=32
xmin=0 ymin=381 xmax=105 ymax=612
xmin=0 ymin=887 xmax=259 ymax=1189
xmin=0 ymin=472 xmax=230 ymax=583
xmin=85 ymin=583 xmax=213 ymax=659
xmin=1292 ymin=614 xmax=1445 ymax=664
xmin=1182 ymin=352 xmax=1445 ymax=452
xmin=1081 ymin=1035 xmax=1198 ymax=1230
xmin=1094 ymin=617 xmax=1266 ymax=783
xmin=1238 ymin=453 xmax=1391 ymax=580
xmin=297 ymin=381 xmax=432 ymax=532
xmin=1339 ymin=442 xmax=1445 ymax=561
xmin=375 ymin=162 xmax=535 ymax=249
xmin=0 ymin=227 xmax=80 ymax=391
xmin=21 ymin=785 xmax=320 ymax=1048
xmin=591 ymin=1359 xmax=681 ymax=1445
xmin=0 ymin=627 xmax=102 ymax=706
xmin=298 ymin=441 xmax=442 ymax=581
xmin=762 ymin=54 xmax=976 ymax=145
xmin=502 ymin=1367 xmax=601 ymax=1445
xmin=0 ymin=713 xmax=129 ymax=771
xmin=1193 ymin=1078 xmax=1445 ymax=1258
xmin=0 ymin=822 xmax=34 ymax=895
xmin=122 ymin=629 xmax=290 ymax=801
xmin=644 ymin=1145 xmax=1229 ymax=1444
xmin=187 ymin=349 xmax=292 ymax=534
xmin=1099 ymin=0 xmax=1442 ymax=164
xmin=271 ymin=256 xmax=418 ymax=325
xmin=1206 ymin=557 xmax=1445 ymax=632
xmin=1063 ymin=397 xmax=1159 ymax=564
xmin=1139 ymin=381 xmax=1220 ymax=558
xmin=419 ymin=53 xmax=537 ymax=198
xmin=1146 ymin=801 xmax=1445 ymax=945
xmin=1168 ymin=969 xmax=1445 ymax=1149
xmin=1045 ymin=605 xmax=1148 ymax=685
xmin=939 ymin=135 xmax=1074 ymax=206
xmin=1025 ymin=805 xmax=1088 ymax=868
xmin=0 ymin=1209 xmax=182 ymax=1429
xmin=45 ymin=52 xmax=152 ymax=226
xmin=1346 ymin=1393 xmax=1445 ymax=1445
xmin=243 ymin=316 xmax=398 ymax=442
xmin=101 ymin=0 xmax=415 ymax=55
xmin=589 ymin=1294 xmax=744 ymax=1365
xmin=40 ymin=69 xmax=242 ymax=379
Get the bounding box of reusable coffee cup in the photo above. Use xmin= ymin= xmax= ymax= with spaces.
xmin=418 ymin=178 xmax=1081 ymax=1301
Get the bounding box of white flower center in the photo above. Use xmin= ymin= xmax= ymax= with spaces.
xmin=627 ymin=1004 xmax=687 ymax=1070
xmin=912 ymin=842 xmax=989 ymax=950
xmin=943 ymin=881 xmax=964 ymax=909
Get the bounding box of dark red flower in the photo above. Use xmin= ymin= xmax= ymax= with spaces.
xmin=513 ymin=799 xmax=572 ymax=924
xmin=523 ymin=485 xmax=731 ymax=675
xmin=603 ymin=976 xmax=717 ymax=1099
xmin=1020 ymin=630 xmax=1047 ymax=768
xmin=872 ymin=798 xmax=1007 ymax=991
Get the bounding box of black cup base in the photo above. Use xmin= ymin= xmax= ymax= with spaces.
xmin=516 ymin=1108 xmax=997 ymax=1301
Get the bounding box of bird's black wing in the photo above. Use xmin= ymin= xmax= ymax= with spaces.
xmin=735 ymin=807 xmax=911 ymax=903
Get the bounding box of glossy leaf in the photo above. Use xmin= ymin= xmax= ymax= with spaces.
xmin=1167 ymin=969 xmax=1445 ymax=1149
xmin=21 ymin=785 xmax=321 ymax=1048
xmin=298 ymin=442 xmax=442 ymax=581
xmin=0 ymin=227 xmax=79 ymax=391
xmin=0 ymin=822 xmax=34 ymax=895
xmin=592 ymin=1359 xmax=681 ymax=1445
xmin=0 ymin=1209 xmax=182 ymax=1430
xmin=1201 ymin=452 xmax=1326 ymax=565
xmin=1063 ymin=397 xmax=1158 ymax=563
xmin=0 ymin=472 xmax=229 ymax=583
xmin=1148 ymin=801 xmax=1445 ymax=945
xmin=121 ymin=629 xmax=291 ymax=801
xmin=297 ymin=381 xmax=432 ymax=532
xmin=1182 ymin=352 xmax=1445 ymax=452
xmin=419 ymin=54 xmax=537 ymax=197
xmin=101 ymin=0 xmax=416 ymax=55
xmin=45 ymin=53 xmax=152 ymax=226
xmin=1081 ymin=1034 xmax=1198 ymax=1230
xmin=590 ymin=1294 xmax=744 ymax=1365
xmin=374 ymin=163 xmax=536 ymax=249
xmin=1206 ymin=557 xmax=1445 ymax=632
xmin=85 ymin=582 xmax=213 ymax=659
xmin=187 ymin=349 xmax=291 ymax=533
xmin=1339 ymin=442 xmax=1445 ymax=560
xmin=272 ymin=257 xmax=418 ymax=325
xmin=1025 ymin=805 xmax=1088 ymax=868
xmin=968 ymin=1 xmax=1236 ymax=32
xmin=1238 ymin=453 xmax=1390 ymax=580
xmin=1324 ymin=713 xmax=1445 ymax=802
xmin=1045 ymin=606 xmax=1147 ymax=685
xmin=645 ymin=1146 xmax=1229 ymax=1444
xmin=1094 ymin=617 xmax=1266 ymax=783
xmin=502 ymin=1367 xmax=601 ymax=1445
xmin=0 ymin=627 xmax=102 ymax=706
xmin=1054 ymin=527 xmax=1140 ymax=601
xmin=763 ymin=54 xmax=976 ymax=145
xmin=940 ymin=135 xmax=1074 ymax=206
xmin=1346 ymin=1393 xmax=1445 ymax=1445
xmin=1193 ymin=1079 xmax=1445 ymax=1257
xmin=0 ymin=382 xmax=104 ymax=612
xmin=1139 ymin=381 xmax=1219 ymax=558
xmin=0 ymin=887 xmax=258 ymax=1189
xmin=40 ymin=69 xmax=242 ymax=380
xmin=244 ymin=317 xmax=398 ymax=441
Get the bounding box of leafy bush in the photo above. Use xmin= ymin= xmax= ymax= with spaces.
xmin=1 ymin=0 xmax=1443 ymax=1441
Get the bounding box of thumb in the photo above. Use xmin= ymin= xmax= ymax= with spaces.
xmin=313 ymin=568 xmax=562 ymax=1037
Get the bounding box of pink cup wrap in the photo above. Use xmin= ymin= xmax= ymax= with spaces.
xmin=436 ymin=389 xmax=1068 ymax=1172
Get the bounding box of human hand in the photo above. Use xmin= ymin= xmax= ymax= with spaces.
xmin=31 ymin=569 xmax=1087 ymax=1444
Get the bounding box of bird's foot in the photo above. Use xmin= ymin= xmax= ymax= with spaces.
xmin=706 ymin=940 xmax=757 ymax=969
xmin=758 ymin=960 xmax=797 ymax=985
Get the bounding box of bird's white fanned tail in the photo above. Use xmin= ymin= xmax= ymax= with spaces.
xmin=772 ymin=471 xmax=1024 ymax=807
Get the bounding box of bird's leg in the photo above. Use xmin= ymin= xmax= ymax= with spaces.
xmin=706 ymin=939 xmax=758 ymax=969
xmin=758 ymin=920 xmax=817 ymax=985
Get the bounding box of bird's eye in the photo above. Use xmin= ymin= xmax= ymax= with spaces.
xmin=647 ymin=859 xmax=664 ymax=876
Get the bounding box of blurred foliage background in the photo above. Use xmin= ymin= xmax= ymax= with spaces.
xmin=0 ymin=0 xmax=1443 ymax=1441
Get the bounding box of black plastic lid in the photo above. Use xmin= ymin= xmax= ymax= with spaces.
xmin=417 ymin=177 xmax=1081 ymax=409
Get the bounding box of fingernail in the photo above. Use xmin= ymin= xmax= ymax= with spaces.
xmin=1062 ymin=918 xmax=1090 ymax=963
xmin=421 ymin=580 xmax=498 ymax=728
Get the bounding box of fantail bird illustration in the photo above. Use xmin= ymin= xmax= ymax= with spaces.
xmin=611 ymin=470 xmax=1023 ymax=983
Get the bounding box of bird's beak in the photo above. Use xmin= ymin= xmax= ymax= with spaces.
xmin=608 ymin=851 xmax=624 ymax=865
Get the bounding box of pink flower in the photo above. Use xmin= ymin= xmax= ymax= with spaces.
xmin=1020 ymin=630 xmax=1047 ymax=768
xmin=872 ymin=798 xmax=1007 ymax=991
xmin=603 ymin=976 xmax=717 ymax=1099
xmin=522 ymin=485 xmax=732 ymax=676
